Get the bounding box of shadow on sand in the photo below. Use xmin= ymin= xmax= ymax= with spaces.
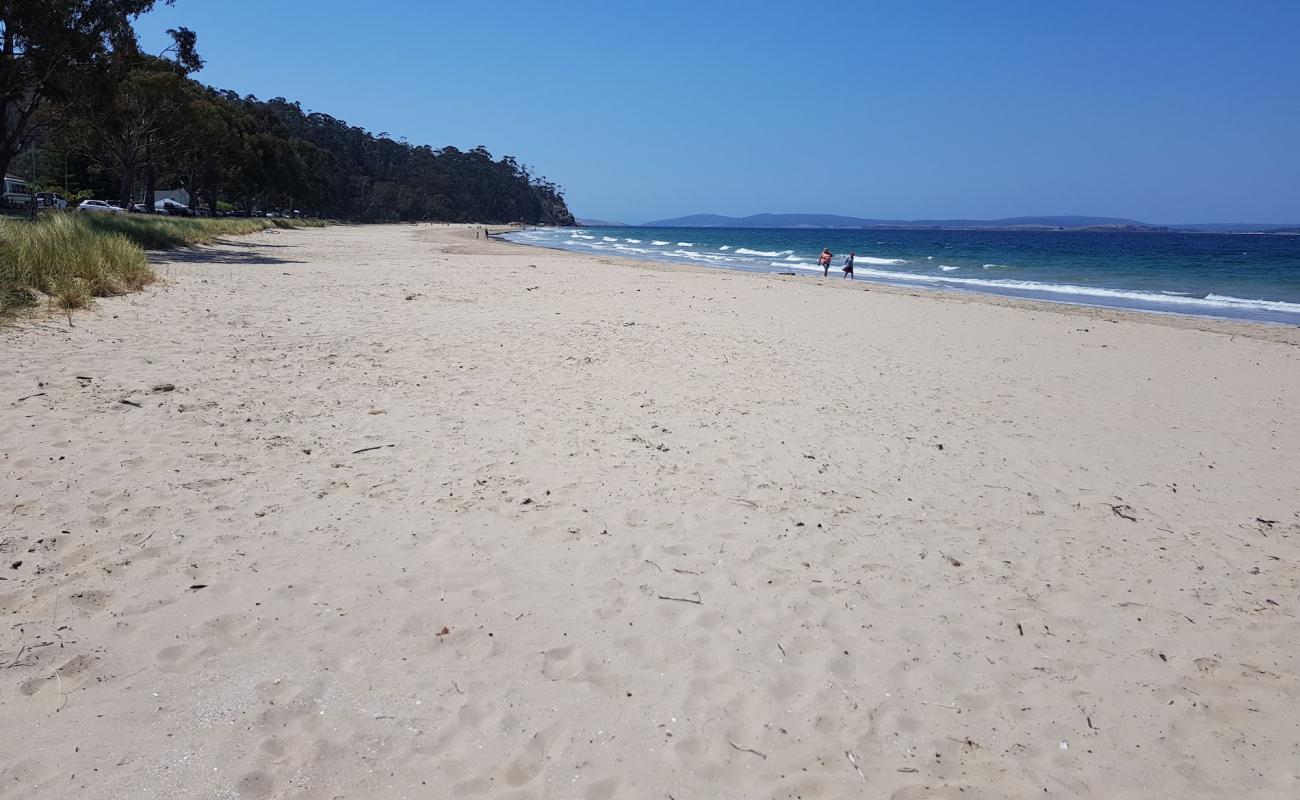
xmin=159 ymin=239 xmax=305 ymax=266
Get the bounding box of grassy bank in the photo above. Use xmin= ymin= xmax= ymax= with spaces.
xmin=1 ymin=215 xmax=327 ymax=313
xmin=80 ymin=215 xmax=328 ymax=249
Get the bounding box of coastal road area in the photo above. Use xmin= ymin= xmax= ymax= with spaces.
xmin=2 ymin=224 xmax=1298 ymax=799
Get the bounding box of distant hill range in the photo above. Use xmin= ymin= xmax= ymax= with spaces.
xmin=642 ymin=213 xmax=1151 ymax=230
xmin=639 ymin=213 xmax=1299 ymax=233
xmin=575 ymin=217 xmax=629 ymax=227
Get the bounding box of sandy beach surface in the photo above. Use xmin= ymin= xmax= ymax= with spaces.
xmin=2 ymin=223 xmax=1298 ymax=800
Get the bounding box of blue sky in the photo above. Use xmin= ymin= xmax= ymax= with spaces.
xmin=134 ymin=0 xmax=1300 ymax=224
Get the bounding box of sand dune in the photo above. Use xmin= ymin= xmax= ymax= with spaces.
xmin=2 ymin=223 xmax=1297 ymax=799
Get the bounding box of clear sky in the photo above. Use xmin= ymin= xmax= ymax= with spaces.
xmin=133 ymin=0 xmax=1300 ymax=225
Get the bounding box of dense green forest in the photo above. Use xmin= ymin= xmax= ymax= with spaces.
xmin=0 ymin=1 xmax=574 ymax=224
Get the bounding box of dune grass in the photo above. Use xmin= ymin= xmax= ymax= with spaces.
xmin=1 ymin=214 xmax=151 ymax=310
xmin=1 ymin=214 xmax=328 ymax=314
xmin=80 ymin=214 xmax=329 ymax=249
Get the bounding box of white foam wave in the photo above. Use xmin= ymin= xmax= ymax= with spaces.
xmin=676 ymin=242 xmax=694 ymax=247
xmin=939 ymin=265 xmax=960 ymax=271
xmin=719 ymin=245 xmax=731 ymax=251
xmin=602 ymin=236 xmax=619 ymax=242
xmin=858 ymin=256 xmax=908 ymax=266
xmin=624 ymin=238 xmax=642 ymax=244
xmin=667 ymin=249 xmax=742 ymax=263
xmin=570 ymin=234 xmax=596 ymax=240
xmin=983 ymin=263 xmax=1010 ymax=270
xmin=735 ymin=248 xmax=794 ymax=257
xmin=1203 ymin=294 xmax=1300 ymax=313
xmin=852 ymin=268 xmax=1300 ymax=316
xmin=651 ymin=240 xmax=670 ymax=246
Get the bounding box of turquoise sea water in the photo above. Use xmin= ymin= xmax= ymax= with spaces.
xmin=503 ymin=226 xmax=1300 ymax=325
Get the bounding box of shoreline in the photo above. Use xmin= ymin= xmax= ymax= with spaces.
xmin=495 ymin=231 xmax=1300 ymax=345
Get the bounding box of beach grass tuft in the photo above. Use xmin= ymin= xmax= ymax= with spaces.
xmin=1 ymin=214 xmax=151 ymax=310
xmin=80 ymin=215 xmax=329 ymax=250
xmin=1 ymin=214 xmax=329 ymax=315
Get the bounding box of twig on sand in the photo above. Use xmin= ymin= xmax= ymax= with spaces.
xmin=923 ymin=701 xmax=959 ymax=710
xmin=730 ymin=497 xmax=758 ymax=508
xmin=658 ymin=593 xmax=702 ymax=605
xmin=16 ymin=393 xmax=46 ymax=403
xmin=48 ymin=663 xmax=66 ymax=712
xmin=644 ymin=559 xmax=663 ymax=572
xmin=672 ymin=567 xmax=701 ymax=575
xmin=846 ymin=750 xmax=867 ymax=782
xmin=777 ymin=642 xmax=786 ymax=657
xmin=119 ymin=399 xmax=142 ymax=408
xmin=352 ymin=444 xmax=396 ymax=455
xmin=729 ymin=739 xmax=767 ymax=760
xmin=3 ymin=644 xmax=27 ymax=669
xmin=1109 ymin=504 xmax=1137 ymax=522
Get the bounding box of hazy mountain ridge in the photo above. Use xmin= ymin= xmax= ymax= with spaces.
xmin=637 ymin=213 xmax=1300 ymax=232
xmin=643 ymin=213 xmax=1154 ymax=230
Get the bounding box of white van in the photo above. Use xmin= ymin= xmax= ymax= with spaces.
xmin=3 ymin=175 xmax=33 ymax=209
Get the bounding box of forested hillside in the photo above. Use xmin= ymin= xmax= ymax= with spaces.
xmin=1 ymin=2 xmax=573 ymax=224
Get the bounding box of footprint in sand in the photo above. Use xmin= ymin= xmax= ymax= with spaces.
xmin=504 ymin=729 xmax=556 ymax=787
xmin=156 ymin=644 xmax=187 ymax=664
xmin=19 ymin=653 xmax=95 ymax=696
xmin=541 ymin=644 xmax=582 ymax=681
xmin=236 ymin=770 xmax=275 ymax=800
xmin=68 ymin=588 xmax=113 ymax=614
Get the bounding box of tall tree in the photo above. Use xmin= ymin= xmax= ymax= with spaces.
xmin=0 ymin=0 xmax=173 ymax=180
xmin=78 ymin=65 xmax=192 ymax=207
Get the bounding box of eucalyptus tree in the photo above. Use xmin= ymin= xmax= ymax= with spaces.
xmin=0 ymin=0 xmax=178 ymax=180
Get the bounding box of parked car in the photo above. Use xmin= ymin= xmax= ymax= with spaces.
xmin=155 ymin=198 xmax=193 ymax=216
xmin=129 ymin=203 xmax=152 ymax=213
xmin=77 ymin=200 xmax=125 ymax=214
xmin=35 ymin=192 xmax=68 ymax=211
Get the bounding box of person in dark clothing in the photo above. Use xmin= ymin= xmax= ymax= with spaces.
xmin=843 ymin=251 xmax=855 ymax=279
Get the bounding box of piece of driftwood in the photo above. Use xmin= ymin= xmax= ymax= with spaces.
xmin=728 ymin=740 xmax=766 ymax=759
xmin=352 ymin=444 xmax=396 ymax=454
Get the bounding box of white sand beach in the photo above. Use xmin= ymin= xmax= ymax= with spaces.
xmin=2 ymin=223 xmax=1298 ymax=799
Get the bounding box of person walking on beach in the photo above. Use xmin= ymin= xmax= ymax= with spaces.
xmin=843 ymin=251 xmax=855 ymax=279
xmin=819 ymin=247 xmax=833 ymax=276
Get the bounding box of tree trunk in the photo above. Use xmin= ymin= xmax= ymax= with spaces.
xmin=144 ymin=167 xmax=156 ymax=213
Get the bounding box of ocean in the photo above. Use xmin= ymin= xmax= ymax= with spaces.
xmin=502 ymin=226 xmax=1300 ymax=325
